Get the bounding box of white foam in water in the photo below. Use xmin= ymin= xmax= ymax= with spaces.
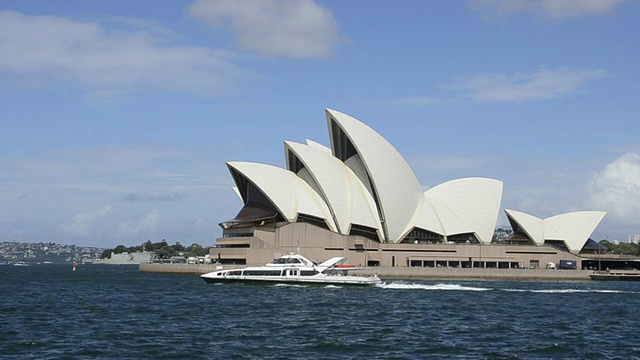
xmin=530 ymin=289 xmax=625 ymax=294
xmin=503 ymin=288 xmax=629 ymax=294
xmin=377 ymin=282 xmax=491 ymax=291
xmin=274 ymin=283 xmax=307 ymax=288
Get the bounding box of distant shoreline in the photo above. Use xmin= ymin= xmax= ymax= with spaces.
xmin=139 ymin=263 xmax=592 ymax=281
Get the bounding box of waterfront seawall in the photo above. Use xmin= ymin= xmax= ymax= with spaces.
xmin=139 ymin=263 xmax=233 ymax=274
xmin=139 ymin=263 xmax=591 ymax=280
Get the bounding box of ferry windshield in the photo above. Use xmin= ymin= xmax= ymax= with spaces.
xmin=271 ymin=257 xmax=302 ymax=264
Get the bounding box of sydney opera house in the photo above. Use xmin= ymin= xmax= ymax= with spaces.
xmin=210 ymin=109 xmax=606 ymax=270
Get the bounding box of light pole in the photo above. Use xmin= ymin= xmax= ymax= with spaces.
xmin=364 ymin=245 xmax=367 ymax=268
xmin=598 ymin=243 xmax=601 ymax=271
xmin=599 ymin=236 xmax=608 ymax=271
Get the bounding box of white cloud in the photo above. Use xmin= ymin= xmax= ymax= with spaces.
xmin=121 ymin=193 xmax=187 ymax=202
xmin=0 ymin=10 xmax=257 ymax=102
xmin=468 ymin=0 xmax=628 ymax=20
xmin=379 ymin=67 xmax=606 ymax=107
xmin=17 ymin=146 xmax=192 ymax=175
xmin=187 ymin=0 xmax=344 ymax=59
xmin=586 ymin=153 xmax=640 ymax=227
xmin=541 ymin=0 xmax=627 ymax=19
xmin=59 ymin=206 xmax=113 ymax=237
xmin=448 ymin=67 xmax=607 ymax=103
xmin=117 ymin=210 xmax=163 ymax=238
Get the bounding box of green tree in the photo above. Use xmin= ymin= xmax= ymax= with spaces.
xmin=113 ymin=245 xmax=128 ymax=254
xmin=600 ymin=240 xmax=639 ymax=256
xmin=173 ymin=242 xmax=185 ymax=252
xmin=153 ymin=240 xmax=168 ymax=251
xmin=188 ymin=243 xmax=206 ymax=257
xmin=143 ymin=240 xmax=153 ymax=252
xmin=156 ymin=245 xmax=176 ymax=259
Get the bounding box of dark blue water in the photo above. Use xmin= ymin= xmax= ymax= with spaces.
xmin=1 ymin=264 xmax=639 ymax=359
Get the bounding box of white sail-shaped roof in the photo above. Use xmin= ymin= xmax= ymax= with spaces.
xmin=404 ymin=196 xmax=445 ymax=238
xmin=285 ymin=141 xmax=383 ymax=240
xmin=505 ymin=209 xmax=607 ymax=252
xmin=227 ymin=161 xmax=337 ymax=232
xmin=423 ymin=178 xmax=503 ymax=244
xmin=545 ymin=211 xmax=607 ymax=252
xmin=504 ymin=209 xmax=544 ymax=245
xmin=326 ymin=108 xmax=423 ymax=242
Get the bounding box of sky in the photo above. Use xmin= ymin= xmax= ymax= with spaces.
xmin=1 ymin=0 xmax=639 ymax=248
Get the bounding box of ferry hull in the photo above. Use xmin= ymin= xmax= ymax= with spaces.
xmin=590 ymin=274 xmax=640 ymax=281
xmin=201 ymin=275 xmax=380 ymax=286
xmin=590 ymin=270 xmax=640 ymax=281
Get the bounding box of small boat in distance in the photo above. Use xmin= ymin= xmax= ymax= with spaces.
xmin=590 ymin=269 xmax=640 ymax=281
xmin=201 ymin=254 xmax=381 ymax=286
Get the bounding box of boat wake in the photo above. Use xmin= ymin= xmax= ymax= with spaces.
xmin=273 ymin=283 xmax=308 ymax=288
xmin=503 ymin=288 xmax=631 ymax=294
xmin=376 ymin=281 xmax=639 ymax=294
xmin=376 ymin=282 xmax=491 ymax=291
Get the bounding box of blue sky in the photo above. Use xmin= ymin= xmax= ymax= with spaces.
xmin=1 ymin=0 xmax=639 ymax=248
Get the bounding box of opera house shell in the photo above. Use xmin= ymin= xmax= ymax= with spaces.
xmin=212 ymin=109 xmax=606 ymax=270
xmin=504 ymin=209 xmax=607 ymax=253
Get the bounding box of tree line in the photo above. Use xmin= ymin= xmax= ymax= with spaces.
xmin=100 ymin=240 xmax=210 ymax=259
xmin=600 ymin=240 xmax=639 ymax=256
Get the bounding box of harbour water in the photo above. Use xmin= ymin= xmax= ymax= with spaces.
xmin=1 ymin=264 xmax=639 ymax=359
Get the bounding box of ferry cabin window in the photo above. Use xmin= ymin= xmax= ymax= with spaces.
xmin=243 ymin=270 xmax=282 ymax=276
xmin=228 ymin=270 xmax=242 ymax=276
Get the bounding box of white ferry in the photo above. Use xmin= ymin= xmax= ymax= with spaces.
xmin=201 ymin=254 xmax=381 ymax=286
